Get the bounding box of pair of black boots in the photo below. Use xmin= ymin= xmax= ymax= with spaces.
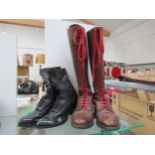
xmin=18 ymin=67 xmax=77 ymax=128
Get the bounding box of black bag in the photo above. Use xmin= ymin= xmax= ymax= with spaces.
xmin=18 ymin=80 xmax=39 ymax=94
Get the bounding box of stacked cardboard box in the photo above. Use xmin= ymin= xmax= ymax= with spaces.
xmin=112 ymin=90 xmax=155 ymax=134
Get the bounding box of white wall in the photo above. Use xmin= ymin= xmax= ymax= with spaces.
xmin=0 ymin=23 xmax=45 ymax=80
xmin=45 ymin=20 xmax=94 ymax=90
xmin=0 ymin=33 xmax=16 ymax=116
xmin=104 ymin=19 xmax=155 ymax=64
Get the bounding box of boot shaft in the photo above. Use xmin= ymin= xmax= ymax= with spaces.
xmin=40 ymin=68 xmax=77 ymax=119
xmin=67 ymin=24 xmax=91 ymax=95
xmin=47 ymin=68 xmax=75 ymax=91
xmin=37 ymin=67 xmax=77 ymax=114
xmin=40 ymin=67 xmax=75 ymax=91
xmin=40 ymin=67 xmax=61 ymax=93
xmin=87 ymin=27 xmax=106 ymax=98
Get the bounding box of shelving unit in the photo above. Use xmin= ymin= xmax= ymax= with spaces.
xmin=126 ymin=63 xmax=155 ymax=71
xmin=0 ymin=95 xmax=144 ymax=135
xmin=105 ymin=80 xmax=155 ymax=92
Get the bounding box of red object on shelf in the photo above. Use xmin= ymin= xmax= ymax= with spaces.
xmin=107 ymin=87 xmax=121 ymax=97
xmin=111 ymin=66 xmax=121 ymax=79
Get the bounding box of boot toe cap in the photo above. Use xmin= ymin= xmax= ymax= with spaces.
xmin=36 ymin=116 xmax=67 ymax=128
xmin=36 ymin=118 xmax=53 ymax=127
xmin=72 ymin=111 xmax=93 ymax=125
xmin=73 ymin=118 xmax=88 ymax=125
xmin=98 ymin=112 xmax=119 ymax=127
xmin=18 ymin=116 xmax=36 ymax=127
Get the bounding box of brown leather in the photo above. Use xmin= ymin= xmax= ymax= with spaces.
xmin=87 ymin=27 xmax=120 ymax=130
xmin=67 ymin=24 xmax=94 ymax=129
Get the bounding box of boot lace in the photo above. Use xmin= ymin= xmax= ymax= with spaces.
xmin=92 ymin=28 xmax=109 ymax=109
xmin=73 ymin=27 xmax=89 ymax=109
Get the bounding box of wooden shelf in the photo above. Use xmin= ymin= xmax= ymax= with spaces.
xmin=0 ymin=19 xmax=44 ymax=28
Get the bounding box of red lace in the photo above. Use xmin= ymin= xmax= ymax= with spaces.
xmin=73 ymin=27 xmax=89 ymax=109
xmin=92 ymin=28 xmax=109 ymax=109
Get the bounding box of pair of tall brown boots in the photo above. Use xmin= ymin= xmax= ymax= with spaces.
xmin=67 ymin=24 xmax=119 ymax=130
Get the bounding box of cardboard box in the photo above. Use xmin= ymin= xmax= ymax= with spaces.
xmin=112 ymin=90 xmax=155 ymax=135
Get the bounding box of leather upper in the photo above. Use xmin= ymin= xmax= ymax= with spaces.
xmin=36 ymin=69 xmax=77 ymax=128
xmin=18 ymin=67 xmax=61 ymax=127
xmin=68 ymin=24 xmax=94 ymax=128
xmin=87 ymin=27 xmax=120 ymax=129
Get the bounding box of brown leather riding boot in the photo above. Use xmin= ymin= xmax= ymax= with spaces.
xmin=87 ymin=27 xmax=120 ymax=130
xmin=67 ymin=24 xmax=94 ymax=129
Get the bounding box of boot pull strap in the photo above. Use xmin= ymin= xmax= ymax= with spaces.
xmin=92 ymin=28 xmax=104 ymax=81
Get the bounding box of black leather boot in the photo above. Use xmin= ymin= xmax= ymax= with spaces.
xmin=36 ymin=69 xmax=77 ymax=128
xmin=18 ymin=67 xmax=61 ymax=127
xmin=18 ymin=80 xmax=39 ymax=94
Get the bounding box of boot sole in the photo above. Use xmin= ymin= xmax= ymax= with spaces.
xmin=18 ymin=123 xmax=36 ymax=128
xmin=71 ymin=121 xmax=94 ymax=129
xmin=96 ymin=121 xmax=120 ymax=131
